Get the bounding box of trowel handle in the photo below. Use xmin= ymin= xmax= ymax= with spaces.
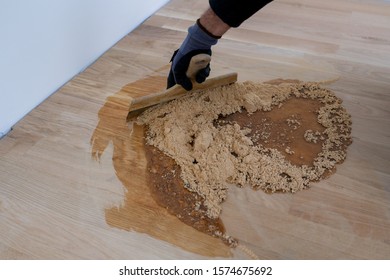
xmin=186 ymin=53 xmax=211 ymax=79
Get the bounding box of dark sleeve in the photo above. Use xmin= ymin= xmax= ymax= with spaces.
xmin=209 ymin=0 xmax=273 ymax=27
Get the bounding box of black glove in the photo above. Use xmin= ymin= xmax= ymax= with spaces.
xmin=167 ymin=19 xmax=219 ymax=90
xmin=167 ymin=49 xmax=211 ymax=90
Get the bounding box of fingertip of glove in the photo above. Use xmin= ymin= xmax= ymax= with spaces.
xmin=195 ymin=75 xmax=206 ymax=84
xmin=182 ymin=81 xmax=193 ymax=91
xmin=195 ymin=66 xmax=210 ymax=84
xmin=167 ymin=68 xmax=176 ymax=89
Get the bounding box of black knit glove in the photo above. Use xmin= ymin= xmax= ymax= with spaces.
xmin=167 ymin=20 xmax=219 ymax=90
xmin=167 ymin=49 xmax=211 ymax=90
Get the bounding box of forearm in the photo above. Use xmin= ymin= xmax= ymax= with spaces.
xmin=198 ymin=1 xmax=273 ymax=38
xmin=209 ymin=0 xmax=273 ymax=28
xmin=167 ymin=0 xmax=274 ymax=90
xmin=199 ymin=8 xmax=230 ymax=38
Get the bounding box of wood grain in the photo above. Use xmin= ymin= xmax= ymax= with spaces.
xmin=1 ymin=0 xmax=389 ymax=259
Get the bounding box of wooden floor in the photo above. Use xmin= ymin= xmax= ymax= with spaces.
xmin=1 ymin=0 xmax=390 ymax=259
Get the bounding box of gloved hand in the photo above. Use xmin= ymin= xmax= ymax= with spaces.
xmin=167 ymin=19 xmax=220 ymax=90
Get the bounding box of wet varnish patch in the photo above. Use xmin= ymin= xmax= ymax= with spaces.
xmin=91 ymin=75 xmax=232 ymax=257
xmin=137 ymin=79 xmax=353 ymax=245
xmin=91 ymin=76 xmax=352 ymax=256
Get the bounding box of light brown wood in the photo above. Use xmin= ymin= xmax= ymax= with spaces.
xmin=1 ymin=0 xmax=390 ymax=259
xmin=127 ymin=72 xmax=237 ymax=119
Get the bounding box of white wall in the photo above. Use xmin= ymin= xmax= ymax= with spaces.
xmin=0 ymin=0 xmax=168 ymax=138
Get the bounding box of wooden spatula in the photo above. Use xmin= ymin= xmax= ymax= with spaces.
xmin=127 ymin=54 xmax=238 ymax=120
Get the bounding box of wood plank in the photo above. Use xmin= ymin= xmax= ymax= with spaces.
xmin=1 ymin=0 xmax=389 ymax=259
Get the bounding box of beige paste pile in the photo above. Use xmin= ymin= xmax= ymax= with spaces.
xmin=136 ymin=81 xmax=352 ymax=219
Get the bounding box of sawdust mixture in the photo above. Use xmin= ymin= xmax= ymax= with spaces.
xmin=136 ymin=79 xmax=352 ymax=247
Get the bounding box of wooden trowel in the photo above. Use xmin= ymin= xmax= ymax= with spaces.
xmin=127 ymin=54 xmax=238 ymax=120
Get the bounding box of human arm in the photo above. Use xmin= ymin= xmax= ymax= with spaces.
xmin=167 ymin=0 xmax=273 ymax=90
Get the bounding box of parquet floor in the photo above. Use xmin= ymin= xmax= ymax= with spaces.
xmin=1 ymin=0 xmax=389 ymax=259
